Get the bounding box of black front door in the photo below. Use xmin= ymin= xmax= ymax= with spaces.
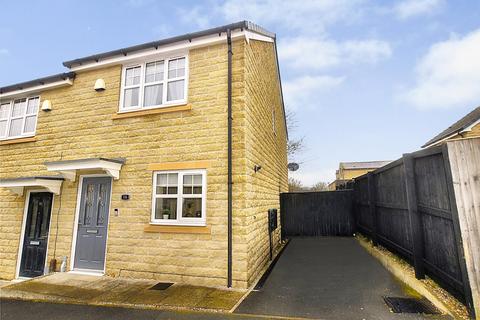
xmin=19 ymin=192 xmax=53 ymax=278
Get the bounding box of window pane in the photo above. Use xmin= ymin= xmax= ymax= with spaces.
xmin=12 ymin=99 xmax=26 ymax=117
xmin=155 ymin=198 xmax=177 ymax=220
xmin=183 ymin=175 xmax=192 ymax=185
xmin=0 ymin=120 xmax=7 ymax=137
xmin=168 ymin=173 xmax=178 ymax=185
xmin=167 ymin=80 xmax=184 ymax=101
xmin=193 ymin=174 xmax=202 ymax=185
xmin=8 ymin=118 xmax=23 ymax=137
xmin=0 ymin=103 xmax=9 ymax=119
xmin=144 ymin=84 xmax=163 ymax=107
xmin=182 ymin=198 xmax=202 ymax=218
xmin=26 ymin=97 xmax=39 ymax=114
xmin=168 ymin=58 xmax=185 ymax=79
xmin=193 ymin=186 xmax=202 ymax=194
xmin=145 ymin=61 xmax=164 ymax=83
xmin=183 ymin=186 xmax=193 ymax=194
xmin=167 ymin=186 xmax=178 ymax=194
xmin=123 ymin=88 xmax=139 ymax=108
xmin=125 ymin=66 xmax=141 ymax=86
xmin=158 ymin=174 xmax=167 ymax=185
xmin=24 ymin=115 xmax=37 ymax=133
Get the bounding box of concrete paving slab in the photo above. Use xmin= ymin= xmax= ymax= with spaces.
xmin=235 ymin=237 xmax=452 ymax=320
xmin=0 ymin=272 xmax=246 ymax=312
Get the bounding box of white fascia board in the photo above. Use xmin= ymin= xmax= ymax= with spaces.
xmin=45 ymin=159 xmax=123 ymax=181
xmin=69 ymin=30 xmax=274 ymax=72
xmin=0 ymin=79 xmax=74 ymax=100
xmin=245 ymin=30 xmax=275 ymax=44
xmin=0 ymin=178 xmax=63 ymax=195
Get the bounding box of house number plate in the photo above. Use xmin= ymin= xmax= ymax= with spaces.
xmin=29 ymin=241 xmax=40 ymax=245
xmin=86 ymin=229 xmax=98 ymax=234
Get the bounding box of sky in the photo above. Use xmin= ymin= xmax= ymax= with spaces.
xmin=1 ymin=0 xmax=480 ymax=186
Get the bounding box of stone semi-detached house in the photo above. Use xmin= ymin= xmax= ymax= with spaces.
xmin=0 ymin=21 xmax=288 ymax=289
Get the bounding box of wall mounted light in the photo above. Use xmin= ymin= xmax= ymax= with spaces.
xmin=41 ymin=100 xmax=52 ymax=112
xmin=254 ymin=165 xmax=262 ymax=173
xmin=94 ymin=79 xmax=106 ymax=92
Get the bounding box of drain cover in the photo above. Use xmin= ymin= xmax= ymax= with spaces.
xmin=149 ymin=282 xmax=173 ymax=290
xmin=384 ymin=297 xmax=440 ymax=314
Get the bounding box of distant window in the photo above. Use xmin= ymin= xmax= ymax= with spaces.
xmin=120 ymin=56 xmax=187 ymax=112
xmin=0 ymin=96 xmax=39 ymax=140
xmin=151 ymin=169 xmax=206 ymax=226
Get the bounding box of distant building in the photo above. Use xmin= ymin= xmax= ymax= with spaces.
xmin=422 ymin=106 xmax=480 ymax=148
xmin=328 ymin=161 xmax=392 ymax=190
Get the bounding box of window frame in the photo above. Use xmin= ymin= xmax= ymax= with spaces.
xmin=0 ymin=96 xmax=40 ymax=141
xmin=119 ymin=54 xmax=189 ymax=113
xmin=151 ymin=169 xmax=207 ymax=226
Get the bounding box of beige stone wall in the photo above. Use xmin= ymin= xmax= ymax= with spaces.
xmin=243 ymin=40 xmax=288 ymax=285
xmin=0 ymin=40 xmax=253 ymax=288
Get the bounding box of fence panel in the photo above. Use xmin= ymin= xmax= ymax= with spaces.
xmin=280 ymin=190 xmax=354 ymax=237
xmin=353 ymin=145 xmax=474 ymax=315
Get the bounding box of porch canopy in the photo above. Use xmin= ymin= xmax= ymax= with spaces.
xmin=44 ymin=157 xmax=125 ymax=182
xmin=0 ymin=176 xmax=64 ymax=195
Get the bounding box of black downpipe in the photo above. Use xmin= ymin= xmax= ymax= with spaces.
xmin=227 ymin=29 xmax=233 ymax=288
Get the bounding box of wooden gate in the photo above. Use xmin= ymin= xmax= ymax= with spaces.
xmin=280 ymin=190 xmax=354 ymax=238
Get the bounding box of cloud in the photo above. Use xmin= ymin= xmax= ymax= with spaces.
xmin=393 ymin=0 xmax=443 ymax=19
xmin=279 ymin=37 xmax=392 ymax=70
xmin=402 ymin=28 xmax=480 ymax=109
xmin=182 ymin=0 xmax=365 ymax=33
xmin=283 ymin=75 xmax=344 ymax=110
xmin=178 ymin=7 xmax=211 ymax=29
xmin=0 ymin=48 xmax=9 ymax=55
xmin=126 ymin=0 xmax=155 ymax=7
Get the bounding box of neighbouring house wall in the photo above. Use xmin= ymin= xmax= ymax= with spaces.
xmin=448 ymin=122 xmax=480 ymax=142
xmin=243 ymin=39 xmax=288 ymax=286
xmin=0 ymin=40 xmax=252 ymax=288
xmin=447 ymin=137 xmax=480 ymax=319
xmin=338 ymin=168 xmax=374 ymax=180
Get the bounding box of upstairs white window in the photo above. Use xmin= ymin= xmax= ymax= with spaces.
xmin=0 ymin=96 xmax=39 ymax=140
xmin=120 ymin=56 xmax=187 ymax=112
xmin=151 ymin=169 xmax=206 ymax=226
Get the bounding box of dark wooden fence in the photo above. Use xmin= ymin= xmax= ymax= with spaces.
xmin=353 ymin=145 xmax=474 ymax=314
xmin=280 ymin=190 xmax=354 ymax=238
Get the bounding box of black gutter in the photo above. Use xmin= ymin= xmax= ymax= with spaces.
xmin=0 ymin=72 xmax=76 ymax=95
xmin=63 ymin=21 xmax=275 ymax=69
xmin=227 ymin=29 xmax=233 ymax=288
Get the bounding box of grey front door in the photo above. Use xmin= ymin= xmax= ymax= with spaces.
xmin=74 ymin=177 xmax=112 ymax=271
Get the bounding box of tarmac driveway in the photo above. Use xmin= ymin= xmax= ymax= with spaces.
xmin=235 ymin=237 xmax=451 ymax=320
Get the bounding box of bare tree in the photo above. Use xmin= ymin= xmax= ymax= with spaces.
xmin=286 ymin=110 xmax=305 ymax=160
xmin=310 ymin=181 xmax=329 ymax=191
xmin=288 ymin=177 xmax=304 ymax=192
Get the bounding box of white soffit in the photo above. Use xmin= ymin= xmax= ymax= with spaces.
xmin=0 ymin=177 xmax=64 ymax=195
xmin=69 ymin=30 xmax=274 ymax=72
xmin=0 ymin=79 xmax=74 ymax=100
xmin=45 ymin=158 xmax=125 ymax=181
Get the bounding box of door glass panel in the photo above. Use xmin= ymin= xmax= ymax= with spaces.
xmin=27 ymin=198 xmax=39 ymax=238
xmin=39 ymin=197 xmax=51 ymax=238
xmin=83 ymin=184 xmax=95 ymax=225
xmin=97 ymin=184 xmax=107 ymax=225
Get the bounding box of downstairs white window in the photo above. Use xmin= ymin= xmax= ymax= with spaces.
xmin=151 ymin=169 xmax=206 ymax=226
xmin=120 ymin=55 xmax=187 ymax=112
xmin=0 ymin=96 xmax=39 ymax=140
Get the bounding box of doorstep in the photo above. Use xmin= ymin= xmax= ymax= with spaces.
xmin=0 ymin=272 xmax=247 ymax=313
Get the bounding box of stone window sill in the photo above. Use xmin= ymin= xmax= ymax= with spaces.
xmin=112 ymin=104 xmax=191 ymax=120
xmin=0 ymin=136 xmax=36 ymax=146
xmin=144 ymin=224 xmax=211 ymax=234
